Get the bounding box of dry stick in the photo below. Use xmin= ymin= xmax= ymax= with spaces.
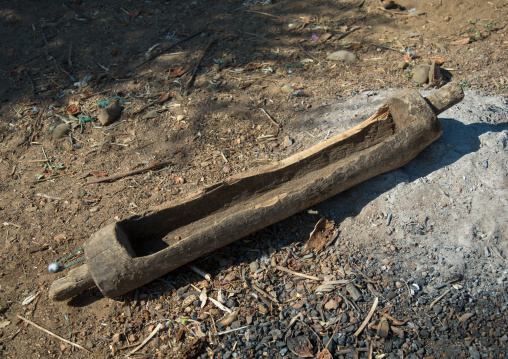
xmin=368 ymin=341 xmax=373 ymax=359
xmin=208 ymin=297 xmax=233 ymax=314
xmin=37 ymin=193 xmax=63 ymax=201
xmin=135 ymin=30 xmax=204 ymax=70
xmin=275 ymin=265 xmax=322 ymax=281
xmin=298 ymin=44 xmax=323 ymax=64
xmin=335 ymin=26 xmax=361 ymax=41
xmin=24 ymin=72 xmax=35 ymax=93
xmin=189 ymin=265 xmax=212 ymax=281
xmin=353 ymin=296 xmax=379 ymax=337
xmin=85 ymin=161 xmax=171 ymax=184
xmin=17 ymin=315 xmax=91 ymax=353
xmin=251 ymin=284 xmax=279 ymax=304
xmin=259 ymin=108 xmax=280 ymax=127
xmin=243 ymin=10 xmax=279 ymax=17
xmin=428 ymin=288 xmax=451 ymax=311
xmin=186 ymin=37 xmax=216 ymax=88
xmin=64 ymin=1 xmax=92 ymax=20
xmin=126 ymin=322 xmax=163 ymax=357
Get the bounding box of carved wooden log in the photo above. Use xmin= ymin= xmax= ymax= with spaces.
xmin=49 ymin=83 xmax=464 ymax=301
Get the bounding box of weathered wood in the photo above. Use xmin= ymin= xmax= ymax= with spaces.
xmin=49 ymin=83 xmax=464 ymax=301
xmin=48 ymin=265 xmax=95 ymax=301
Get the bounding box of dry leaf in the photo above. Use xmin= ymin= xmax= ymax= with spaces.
xmin=156 ymin=93 xmax=170 ymax=103
xmin=53 ymin=233 xmax=66 ymax=243
xmin=175 ymin=327 xmax=185 ymax=341
xmin=243 ymin=62 xmax=262 ymax=71
xmin=287 ymin=336 xmax=314 ymax=358
xmin=199 ymin=288 xmax=207 ymax=309
xmin=169 ymin=66 xmax=191 ymax=78
xmin=450 ymin=37 xmax=470 ymax=45
xmin=128 ymin=9 xmax=142 ymax=18
xmin=458 ymin=312 xmax=474 ymax=323
xmin=304 ymin=217 xmax=339 ymax=253
xmin=316 ymin=348 xmax=333 ymax=359
xmin=404 ymin=52 xmax=412 ymax=63
xmin=66 ymin=104 xmax=80 ymax=115
xmin=377 ymin=317 xmax=390 ymax=338
xmin=319 ymin=33 xmax=333 ymax=43
xmin=90 ymin=170 xmax=108 ymax=177
xmin=428 ymin=56 xmax=446 ymax=65
xmin=219 ymin=307 xmax=239 ymax=326
xmin=180 ymin=338 xmax=205 ymax=359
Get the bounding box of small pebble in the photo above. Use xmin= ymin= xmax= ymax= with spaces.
xmin=413 ymin=64 xmax=430 ymax=84
xmin=52 ymin=123 xmax=71 ymax=139
xmin=398 ymin=61 xmax=409 ymax=69
xmin=327 ymin=50 xmax=359 ymax=62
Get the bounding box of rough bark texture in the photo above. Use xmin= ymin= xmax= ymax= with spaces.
xmin=49 ymin=83 xmax=464 ymax=301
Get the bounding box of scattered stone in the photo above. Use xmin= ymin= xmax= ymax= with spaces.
xmin=409 ymin=9 xmax=426 ymax=17
xmin=324 ymin=299 xmax=340 ymax=310
xmin=142 ymin=110 xmax=159 ymax=119
xmin=112 ymin=333 xmax=121 ymax=344
xmin=224 ymin=272 xmax=238 ymax=282
xmin=468 ymin=346 xmax=481 ymax=359
xmin=98 ymin=101 xmax=123 ymax=126
xmin=176 ymin=114 xmax=185 ymax=121
xmin=281 ymin=84 xmax=293 ymax=93
xmin=52 ymin=123 xmax=71 ymax=139
xmin=432 ymin=304 xmax=443 ymax=314
xmin=283 ymin=136 xmax=294 ymax=148
xmin=346 ymin=283 xmax=362 ymax=301
xmin=258 ymin=303 xmax=269 ymax=314
xmin=413 ymin=64 xmax=430 ymax=84
xmin=327 ymin=50 xmax=359 ymax=62
xmin=398 ymin=61 xmax=409 ymax=69
xmin=249 ymin=261 xmax=259 ymax=272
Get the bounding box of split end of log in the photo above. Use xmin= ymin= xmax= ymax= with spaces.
xmin=49 ymin=264 xmax=96 ymax=301
xmin=424 ymin=82 xmax=464 ymax=115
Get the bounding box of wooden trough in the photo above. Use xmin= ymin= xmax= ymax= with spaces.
xmin=49 ymin=83 xmax=464 ymax=301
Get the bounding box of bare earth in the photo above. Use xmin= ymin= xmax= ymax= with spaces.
xmin=0 ymin=0 xmax=507 ymax=358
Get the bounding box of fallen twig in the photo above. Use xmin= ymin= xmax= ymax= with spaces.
xmin=335 ymin=26 xmax=361 ymax=40
xmin=428 ymin=288 xmax=451 ymax=311
xmin=186 ymin=37 xmax=216 ymax=88
xmin=189 ymin=265 xmax=212 ymax=281
xmin=259 ymin=108 xmax=280 ymax=127
xmin=3 ymin=221 xmax=21 ymax=228
xmin=251 ymin=283 xmax=279 ymax=304
xmin=37 ymin=193 xmax=63 ymax=201
xmin=85 ymin=161 xmax=171 ymax=184
xmin=126 ymin=322 xmax=163 ymax=357
xmin=216 ymin=325 xmax=250 ymax=336
xmin=244 ymin=9 xmax=279 ymax=17
xmin=64 ymin=1 xmax=92 ymax=20
xmin=208 ymin=297 xmax=233 ymax=313
xmin=372 ymin=43 xmax=404 ymax=52
xmin=135 ymin=30 xmax=204 ymax=70
xmin=275 ymin=265 xmax=322 ymax=281
xmin=17 ymin=315 xmax=91 ymax=353
xmin=24 ymin=71 xmax=35 ymax=93
xmin=354 ymin=296 xmax=379 ymax=337
xmin=298 ymin=44 xmax=323 ymax=64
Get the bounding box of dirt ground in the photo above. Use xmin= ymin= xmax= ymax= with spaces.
xmin=0 ymin=0 xmax=507 ymax=358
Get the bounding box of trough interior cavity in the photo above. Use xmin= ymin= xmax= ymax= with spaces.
xmin=121 ymin=109 xmax=395 ymax=257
